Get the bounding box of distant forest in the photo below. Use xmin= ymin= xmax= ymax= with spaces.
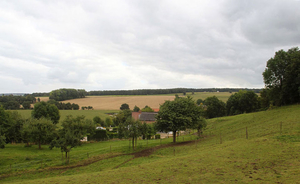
xmin=31 ymin=88 xmax=261 ymax=97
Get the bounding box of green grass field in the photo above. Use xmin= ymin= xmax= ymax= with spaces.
xmin=1 ymin=104 xmax=299 ymax=183
xmin=13 ymin=110 xmax=118 ymax=125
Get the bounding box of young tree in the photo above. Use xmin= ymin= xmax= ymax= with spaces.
xmin=155 ymin=96 xmax=203 ymax=143
xmin=126 ymin=118 xmax=142 ymax=150
xmin=105 ymin=117 xmax=113 ymax=127
xmin=133 ymin=105 xmax=140 ymax=112
xmin=32 ymin=101 xmax=60 ymax=124
xmin=194 ymin=117 xmax=207 ymax=137
xmin=140 ymin=122 xmax=149 ymax=140
xmin=50 ymin=115 xmax=95 ymax=164
xmin=29 ymin=118 xmax=57 ymax=149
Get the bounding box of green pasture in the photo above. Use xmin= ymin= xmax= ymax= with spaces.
xmin=1 ymin=105 xmax=300 ymax=183
xmin=13 ymin=110 xmax=118 ymax=124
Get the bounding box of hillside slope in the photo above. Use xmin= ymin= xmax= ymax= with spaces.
xmin=2 ymin=105 xmax=300 ymax=183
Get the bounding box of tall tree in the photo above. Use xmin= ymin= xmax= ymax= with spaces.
xmin=226 ymin=91 xmax=260 ymax=116
xmin=204 ymin=96 xmax=226 ymax=119
xmin=155 ymin=96 xmax=203 ymax=143
xmin=262 ymin=47 xmax=300 ymax=106
xmin=31 ymin=101 xmax=60 ymax=124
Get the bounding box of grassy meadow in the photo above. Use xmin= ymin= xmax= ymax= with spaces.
xmin=14 ymin=110 xmax=118 ymax=125
xmin=1 ymin=104 xmax=299 ymax=183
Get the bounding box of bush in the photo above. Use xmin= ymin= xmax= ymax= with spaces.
xmin=88 ymin=129 xmax=108 ymax=141
xmin=107 ymin=132 xmax=118 ymax=139
xmin=155 ymin=134 xmax=161 ymax=139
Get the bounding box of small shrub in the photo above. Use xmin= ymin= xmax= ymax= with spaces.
xmin=155 ymin=134 xmax=161 ymax=139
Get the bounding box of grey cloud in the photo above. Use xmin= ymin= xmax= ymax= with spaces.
xmin=0 ymin=0 xmax=300 ymax=93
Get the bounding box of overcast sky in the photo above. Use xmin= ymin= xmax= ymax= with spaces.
xmin=1 ymin=0 xmax=300 ymax=93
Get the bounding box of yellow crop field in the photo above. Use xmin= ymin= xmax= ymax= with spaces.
xmin=62 ymin=96 xmax=176 ymax=110
xmin=35 ymin=92 xmax=235 ymax=110
xmin=37 ymin=97 xmax=49 ymax=102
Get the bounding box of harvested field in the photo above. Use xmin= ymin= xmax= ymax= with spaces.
xmin=62 ymin=96 xmax=176 ymax=110
xmin=37 ymin=97 xmax=49 ymax=102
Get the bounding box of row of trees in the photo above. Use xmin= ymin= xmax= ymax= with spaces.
xmin=120 ymin=103 xmax=155 ymax=112
xmin=0 ymin=94 xmax=36 ymax=110
xmin=49 ymin=89 xmax=86 ymax=101
xmin=88 ymin=88 xmax=261 ymax=96
xmin=195 ymin=90 xmax=260 ymax=119
xmin=0 ymin=103 xmax=95 ymax=163
xmin=47 ymin=100 xmax=80 ymax=110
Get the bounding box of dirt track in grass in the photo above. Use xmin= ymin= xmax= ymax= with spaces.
xmin=0 ymin=140 xmax=198 ymax=180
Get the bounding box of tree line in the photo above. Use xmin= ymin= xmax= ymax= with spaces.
xmin=0 ymin=94 xmax=36 ymax=110
xmin=87 ymin=88 xmax=261 ymax=96
xmin=49 ymin=88 xmax=86 ymax=101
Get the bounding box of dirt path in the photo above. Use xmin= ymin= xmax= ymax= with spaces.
xmin=0 ymin=140 xmax=199 ymax=180
xmin=114 ymin=140 xmax=195 ymax=169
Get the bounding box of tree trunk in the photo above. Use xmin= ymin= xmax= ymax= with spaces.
xmin=132 ymin=137 xmax=135 ymax=150
xmin=38 ymin=138 xmax=41 ymax=149
xmin=65 ymin=152 xmax=68 ymax=164
xmin=173 ymin=131 xmax=176 ymax=143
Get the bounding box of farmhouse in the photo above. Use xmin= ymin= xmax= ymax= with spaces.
xmin=132 ymin=111 xmax=158 ymax=124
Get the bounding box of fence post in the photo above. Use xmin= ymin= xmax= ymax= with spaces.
xmin=174 ymin=148 xmax=175 ymax=156
xmin=280 ymin=122 xmax=282 ymax=135
xmin=160 ymin=138 xmax=162 ymax=145
xmin=246 ymin=127 xmax=248 ymax=139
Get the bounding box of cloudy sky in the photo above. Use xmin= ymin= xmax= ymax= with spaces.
xmin=1 ymin=0 xmax=300 ymax=93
